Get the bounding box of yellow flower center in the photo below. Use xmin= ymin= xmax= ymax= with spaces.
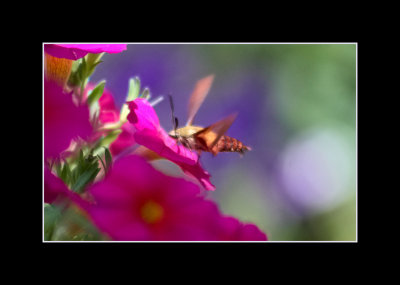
xmin=140 ymin=200 xmax=164 ymax=224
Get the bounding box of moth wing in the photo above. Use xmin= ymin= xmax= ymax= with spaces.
xmin=193 ymin=113 xmax=237 ymax=151
xmin=186 ymin=74 xmax=215 ymax=126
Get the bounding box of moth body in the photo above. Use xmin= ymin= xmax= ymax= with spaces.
xmin=169 ymin=125 xmax=251 ymax=156
xmin=168 ymin=74 xmax=251 ymax=158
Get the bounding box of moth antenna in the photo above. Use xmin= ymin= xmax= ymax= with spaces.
xmin=174 ymin=117 xmax=179 ymax=132
xmin=149 ymin=95 xmax=164 ymax=106
xmin=168 ymin=94 xmax=179 ymax=136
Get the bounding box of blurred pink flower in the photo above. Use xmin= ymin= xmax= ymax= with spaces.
xmin=85 ymin=155 xmax=221 ymax=241
xmin=86 ymin=85 xmax=137 ymax=157
xmin=44 ymin=155 xmax=267 ymax=241
xmin=44 ymin=44 xmax=127 ymax=60
xmin=109 ymin=122 xmax=136 ymax=156
xmin=127 ymin=98 xmax=215 ymax=190
xmin=44 ymin=79 xmax=92 ymax=160
xmin=97 ymin=89 xmax=120 ymax=124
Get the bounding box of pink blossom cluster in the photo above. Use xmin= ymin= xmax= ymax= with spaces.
xmin=43 ymin=44 xmax=267 ymax=241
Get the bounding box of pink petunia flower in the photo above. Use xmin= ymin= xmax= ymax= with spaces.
xmin=44 ymin=44 xmax=127 ymax=60
xmin=44 ymin=79 xmax=92 ymax=160
xmin=83 ymin=155 xmax=266 ymax=241
xmin=127 ymin=98 xmax=215 ymax=191
xmin=85 ymin=155 xmax=221 ymax=241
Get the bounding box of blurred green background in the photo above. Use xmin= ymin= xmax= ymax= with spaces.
xmin=90 ymin=43 xmax=357 ymax=241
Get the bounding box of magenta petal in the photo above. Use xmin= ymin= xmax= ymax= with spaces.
xmin=127 ymin=99 xmax=161 ymax=130
xmin=178 ymin=161 xmax=215 ymax=191
xmin=86 ymin=156 xmax=162 ymax=239
xmin=85 ymin=155 xmax=221 ymax=241
xmin=216 ymin=216 xmax=241 ymax=239
xmin=55 ymin=44 xmax=127 ymax=53
xmin=217 ymin=216 xmax=268 ymax=241
xmin=134 ymin=129 xmax=198 ymax=165
xmin=83 ymin=155 xmax=268 ymax=241
xmin=44 ymin=80 xmax=92 ymax=159
xmin=98 ymin=89 xmax=117 ymax=110
xmin=239 ymin=223 xmax=268 ymax=241
xmin=99 ymin=111 xmax=119 ymax=123
xmin=88 ymin=86 xmax=137 ymax=156
xmin=44 ymin=167 xmax=90 ymax=211
xmin=98 ymin=90 xmax=120 ymax=124
xmin=127 ymin=98 xmax=213 ymax=190
xmin=91 ymin=208 xmax=150 ymax=241
xmin=44 ymin=167 xmax=69 ymax=204
xmin=44 ymin=44 xmax=127 ymax=60
xmin=110 ymin=122 xmax=136 ymax=156
xmin=44 ymin=45 xmax=88 ymax=60
xmin=128 ymin=99 xmax=198 ymax=165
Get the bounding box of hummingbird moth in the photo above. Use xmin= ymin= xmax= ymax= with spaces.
xmin=168 ymin=75 xmax=251 ymax=157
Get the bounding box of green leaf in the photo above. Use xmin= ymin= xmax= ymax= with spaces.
xmin=99 ymin=129 xmax=122 ymax=147
xmin=119 ymin=77 xmax=141 ymax=122
xmin=88 ymin=167 xmax=101 ymax=181
xmin=82 ymin=53 xmax=104 ymax=78
xmin=104 ymin=147 xmax=112 ymax=171
xmin=69 ymin=167 xmax=78 ymax=187
xmin=87 ymin=60 xmax=103 ymax=77
xmin=141 ymin=87 xmax=150 ymax=100
xmin=87 ymin=80 xmax=106 ymax=106
xmin=127 ymin=77 xmax=141 ymax=101
xmin=71 ymin=165 xmax=100 ymax=193
xmin=86 ymin=53 xmax=104 ymax=67
xmin=97 ymin=154 xmax=107 ymax=173
xmin=72 ymin=233 xmax=94 ymax=241
xmin=70 ymin=59 xmax=81 ymax=73
xmin=119 ymin=104 xmax=130 ymax=123
xmin=78 ymin=149 xmax=84 ymax=164
xmin=89 ymin=100 xmax=100 ymax=120
xmin=67 ymin=60 xmax=82 ymax=86
xmin=78 ymin=57 xmax=87 ymax=82
xmin=60 ymin=162 xmax=71 ymax=184
xmin=85 ymin=154 xmax=97 ymax=165
xmin=55 ymin=162 xmax=63 ymax=178
xmin=44 ymin=204 xmax=62 ymax=241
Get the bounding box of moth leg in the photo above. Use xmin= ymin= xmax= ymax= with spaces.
xmin=174 ymin=137 xmax=182 ymax=154
xmin=181 ymin=137 xmax=192 ymax=151
xmin=183 ymin=138 xmax=193 ymax=152
xmin=196 ymin=150 xmax=202 ymax=163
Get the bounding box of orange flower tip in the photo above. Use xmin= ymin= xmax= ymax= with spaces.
xmin=45 ymin=53 xmax=73 ymax=87
xmin=134 ymin=146 xmax=163 ymax=161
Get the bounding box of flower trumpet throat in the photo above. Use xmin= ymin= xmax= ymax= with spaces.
xmin=45 ymin=53 xmax=73 ymax=87
xmin=134 ymin=146 xmax=163 ymax=161
xmin=140 ymin=200 xmax=164 ymax=224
